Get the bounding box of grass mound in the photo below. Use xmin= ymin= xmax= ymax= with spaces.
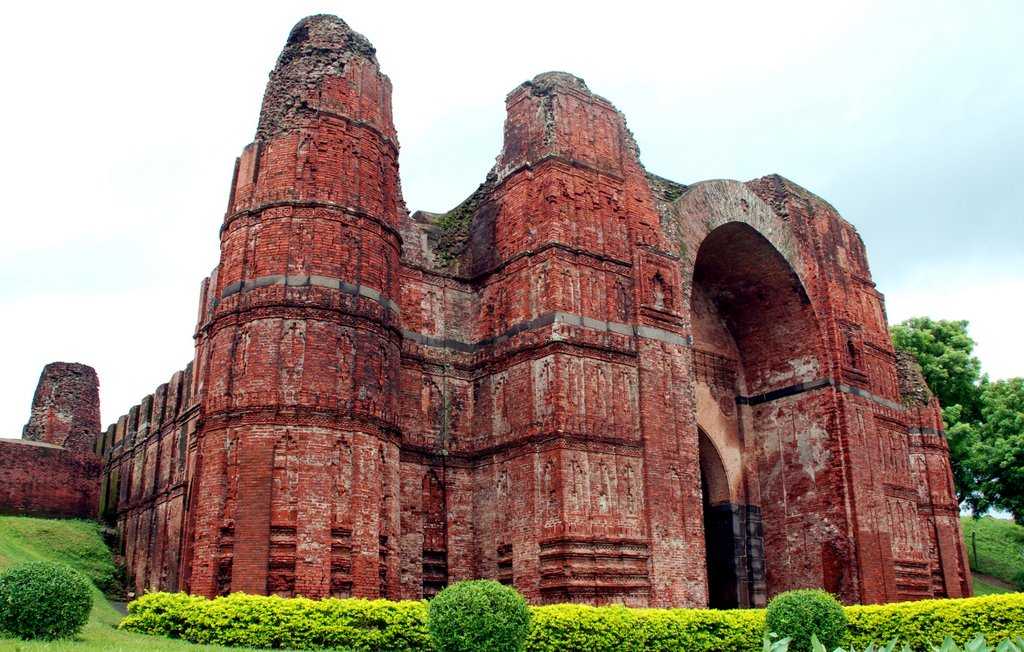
xmin=962 ymin=516 xmax=1024 ymax=591
xmin=0 ymin=516 xmax=121 ymax=596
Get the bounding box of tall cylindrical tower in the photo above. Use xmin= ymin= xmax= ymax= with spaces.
xmin=185 ymin=15 xmax=403 ymax=599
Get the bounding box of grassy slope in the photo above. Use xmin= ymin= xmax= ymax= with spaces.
xmin=962 ymin=516 xmax=1024 ymax=594
xmin=0 ymin=516 xmax=272 ymax=652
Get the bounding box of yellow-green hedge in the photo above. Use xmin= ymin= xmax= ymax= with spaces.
xmin=119 ymin=592 xmax=431 ymax=651
xmin=526 ymin=603 xmax=764 ymax=651
xmin=847 ymin=594 xmax=1024 ymax=649
xmin=120 ymin=591 xmax=1024 ymax=651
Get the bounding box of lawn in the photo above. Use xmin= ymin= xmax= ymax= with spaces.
xmin=962 ymin=515 xmax=1024 ymax=593
xmin=0 ymin=516 xmax=276 ymax=652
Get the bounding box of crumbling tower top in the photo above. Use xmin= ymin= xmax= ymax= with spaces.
xmin=522 ymin=70 xmax=591 ymax=95
xmin=256 ymin=14 xmax=379 ymax=141
xmin=22 ymin=362 xmax=100 ymax=453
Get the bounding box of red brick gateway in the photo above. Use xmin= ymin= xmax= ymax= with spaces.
xmin=21 ymin=14 xmax=970 ymax=608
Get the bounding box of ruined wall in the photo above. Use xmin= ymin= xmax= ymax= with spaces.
xmin=746 ymin=176 xmax=968 ymax=601
xmin=185 ymin=14 xmax=404 ymax=599
xmin=898 ymin=351 xmax=972 ymax=597
xmin=394 ymin=71 xmax=701 ymax=606
xmin=0 ymin=439 xmax=100 ymax=518
xmin=89 ymin=13 xmax=968 ymax=607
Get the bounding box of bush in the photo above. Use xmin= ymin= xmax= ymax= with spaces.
xmin=766 ymin=589 xmax=848 ymax=652
xmin=429 ymin=580 xmax=531 ymax=652
xmin=120 ymin=592 xmax=430 ymax=651
xmin=527 ymin=603 xmax=764 ymax=652
xmin=121 ymin=590 xmax=1024 ymax=652
xmin=846 ymin=593 xmax=1024 ymax=649
xmin=0 ymin=560 xmax=93 ymax=640
xmin=1013 ymin=569 xmax=1024 ymax=592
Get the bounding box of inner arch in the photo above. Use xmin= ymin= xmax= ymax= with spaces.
xmin=691 ymin=221 xmax=829 ymax=606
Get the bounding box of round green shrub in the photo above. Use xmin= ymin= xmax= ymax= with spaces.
xmin=0 ymin=560 xmax=93 ymax=640
xmin=428 ymin=579 xmax=531 ymax=652
xmin=765 ymin=588 xmax=848 ymax=652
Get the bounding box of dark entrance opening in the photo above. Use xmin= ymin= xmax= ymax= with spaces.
xmin=699 ymin=429 xmax=738 ymax=609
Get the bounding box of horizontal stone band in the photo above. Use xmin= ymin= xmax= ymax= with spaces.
xmin=403 ymin=310 xmax=691 ymax=353
xmin=736 ymin=377 xmax=914 ymax=414
xmin=218 ymin=274 xmax=400 ymax=315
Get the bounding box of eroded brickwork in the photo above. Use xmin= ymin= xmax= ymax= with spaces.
xmin=23 ymin=362 xmax=100 ymax=452
xmin=0 ymin=440 xmax=100 ymax=519
xmin=93 ymin=365 xmax=196 ymax=592
xmin=81 ymin=14 xmax=968 ymax=605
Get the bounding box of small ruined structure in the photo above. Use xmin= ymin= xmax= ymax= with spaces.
xmin=11 ymin=14 xmax=970 ymax=607
xmin=0 ymin=363 xmax=101 ymax=518
xmin=22 ymin=362 xmax=101 ymax=451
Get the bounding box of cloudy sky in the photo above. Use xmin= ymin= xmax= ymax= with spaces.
xmin=1 ymin=1 xmax=1020 ymax=434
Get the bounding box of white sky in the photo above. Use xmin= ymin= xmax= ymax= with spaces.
xmin=0 ymin=1 xmax=1021 ymax=435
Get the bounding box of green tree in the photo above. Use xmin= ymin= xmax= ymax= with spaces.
xmin=892 ymin=317 xmax=984 ymax=506
xmin=943 ymin=405 xmax=984 ymax=512
xmin=973 ymin=379 xmax=1024 ymax=521
xmin=891 ymin=317 xmax=983 ymax=421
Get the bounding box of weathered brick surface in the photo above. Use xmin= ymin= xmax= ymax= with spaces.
xmin=81 ymin=14 xmax=969 ymax=606
xmin=0 ymin=439 xmax=100 ymax=519
xmin=23 ymin=362 xmax=100 ymax=452
xmin=91 ymin=364 xmax=196 ymax=594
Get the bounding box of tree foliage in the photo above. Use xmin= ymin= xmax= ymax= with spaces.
xmin=891 ymin=317 xmax=983 ymax=420
xmin=892 ymin=317 xmax=984 ymax=506
xmin=892 ymin=317 xmax=1024 ymax=519
xmin=973 ymin=378 xmax=1024 ymax=521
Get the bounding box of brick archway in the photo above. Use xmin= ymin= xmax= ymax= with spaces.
xmin=691 ymin=220 xmax=840 ymax=605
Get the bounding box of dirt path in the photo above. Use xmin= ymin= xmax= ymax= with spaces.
xmin=974 ymin=572 xmax=1017 ymax=591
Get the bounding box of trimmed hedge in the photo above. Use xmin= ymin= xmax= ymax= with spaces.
xmin=526 ymin=603 xmax=765 ymax=652
xmin=120 ymin=591 xmax=1024 ymax=651
xmin=847 ymin=593 xmax=1024 ymax=649
xmin=120 ymin=592 xmax=431 ymax=651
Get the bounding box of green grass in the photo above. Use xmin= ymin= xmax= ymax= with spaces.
xmin=962 ymin=515 xmax=1024 ymax=589
xmin=0 ymin=516 xmax=277 ymax=651
xmin=0 ymin=516 xmax=120 ymax=595
xmin=973 ymin=574 xmax=1013 ymax=596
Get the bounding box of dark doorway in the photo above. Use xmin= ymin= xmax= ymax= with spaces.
xmin=699 ymin=430 xmax=738 ymax=609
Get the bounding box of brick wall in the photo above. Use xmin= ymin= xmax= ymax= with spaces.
xmin=95 ymin=364 xmax=196 ymax=594
xmin=0 ymin=439 xmax=100 ymax=519
xmin=0 ymin=361 xmax=101 ymax=519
